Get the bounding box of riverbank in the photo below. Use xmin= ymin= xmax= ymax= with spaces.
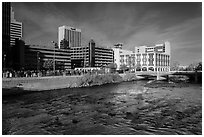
xmin=2 ymin=73 xmax=142 ymax=96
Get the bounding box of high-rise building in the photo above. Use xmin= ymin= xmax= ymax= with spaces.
xmin=58 ymin=25 xmax=81 ymax=49
xmin=10 ymin=7 xmax=23 ymax=47
xmin=2 ymin=2 xmax=11 ymax=69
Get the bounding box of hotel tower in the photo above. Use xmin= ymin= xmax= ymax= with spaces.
xmin=58 ymin=25 xmax=81 ymax=49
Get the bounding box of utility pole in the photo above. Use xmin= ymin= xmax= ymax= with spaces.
xmin=37 ymin=52 xmax=40 ymax=73
xmin=3 ymin=54 xmax=6 ymax=71
xmin=52 ymin=41 xmax=56 ymax=75
xmin=157 ymin=68 xmax=160 ymax=80
xmin=84 ymin=47 xmax=86 ymax=68
xmin=156 ymin=54 xmax=160 ymax=80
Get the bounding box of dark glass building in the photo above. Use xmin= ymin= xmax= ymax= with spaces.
xmin=2 ymin=2 xmax=11 ymax=69
xmin=13 ymin=40 xmax=71 ymax=70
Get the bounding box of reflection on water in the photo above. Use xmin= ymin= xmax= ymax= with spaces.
xmin=2 ymin=81 xmax=202 ymax=135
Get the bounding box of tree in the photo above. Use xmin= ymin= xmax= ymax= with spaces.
xmin=187 ymin=62 xmax=202 ymax=71
xmin=187 ymin=63 xmax=195 ymax=71
xmin=120 ymin=64 xmax=129 ymax=73
xmin=43 ymin=60 xmax=65 ymax=71
xmin=60 ymin=39 xmax=69 ymax=49
xmin=107 ymin=63 xmax=117 ymax=68
xmin=170 ymin=61 xmax=180 ymax=71
xmin=43 ymin=59 xmax=54 ymax=70
xmin=195 ymin=62 xmax=202 ymax=71
xmin=129 ymin=65 xmax=136 ymax=73
xmin=107 ymin=63 xmax=117 ymax=73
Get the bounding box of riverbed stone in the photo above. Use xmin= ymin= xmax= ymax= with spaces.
xmin=59 ymin=108 xmax=72 ymax=115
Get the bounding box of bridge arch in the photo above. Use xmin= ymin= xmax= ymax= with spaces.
xmin=142 ymin=67 xmax=147 ymax=71
xmin=148 ymin=67 xmax=154 ymax=71
xmin=136 ymin=67 xmax=141 ymax=71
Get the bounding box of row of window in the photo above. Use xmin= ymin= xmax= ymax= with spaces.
xmin=10 ymin=29 xmax=22 ymax=34
xmin=120 ymin=59 xmax=171 ymax=67
xmin=29 ymin=47 xmax=70 ymax=53
xmin=121 ymin=54 xmax=169 ymax=60
xmin=95 ymin=51 xmax=113 ymax=55
xmin=95 ymin=48 xmax=113 ymax=52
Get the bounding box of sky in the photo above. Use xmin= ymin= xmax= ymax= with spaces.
xmin=11 ymin=2 xmax=202 ymax=65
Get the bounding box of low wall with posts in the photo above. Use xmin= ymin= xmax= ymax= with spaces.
xmin=2 ymin=76 xmax=81 ymax=94
xmin=2 ymin=73 xmax=145 ymax=96
xmin=2 ymin=74 xmax=123 ymax=96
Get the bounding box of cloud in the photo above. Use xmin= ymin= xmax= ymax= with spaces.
xmin=12 ymin=2 xmax=202 ymax=65
xmin=121 ymin=16 xmax=201 ymax=65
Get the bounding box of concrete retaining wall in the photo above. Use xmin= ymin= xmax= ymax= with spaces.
xmin=2 ymin=76 xmax=81 ymax=91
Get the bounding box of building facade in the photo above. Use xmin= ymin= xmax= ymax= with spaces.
xmin=135 ymin=41 xmax=171 ymax=72
xmin=113 ymin=41 xmax=171 ymax=72
xmin=13 ymin=40 xmax=71 ymax=70
xmin=10 ymin=7 xmax=23 ymax=47
xmin=71 ymin=40 xmax=114 ymax=69
xmin=2 ymin=4 xmax=23 ymax=70
xmin=2 ymin=2 xmax=11 ymax=69
xmin=58 ymin=25 xmax=81 ymax=48
xmin=24 ymin=45 xmax=71 ymax=70
xmin=112 ymin=43 xmax=134 ymax=70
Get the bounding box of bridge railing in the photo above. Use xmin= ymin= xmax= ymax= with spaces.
xmin=171 ymin=71 xmax=202 ymax=74
xmin=135 ymin=71 xmax=172 ymax=76
xmin=170 ymin=71 xmax=195 ymax=73
xmin=134 ymin=70 xmax=201 ymax=76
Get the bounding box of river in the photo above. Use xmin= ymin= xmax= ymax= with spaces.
xmin=2 ymin=80 xmax=202 ymax=135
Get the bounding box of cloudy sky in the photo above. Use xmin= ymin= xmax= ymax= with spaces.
xmin=12 ymin=2 xmax=202 ymax=65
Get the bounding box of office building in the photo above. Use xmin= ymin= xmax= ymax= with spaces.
xmin=10 ymin=7 xmax=23 ymax=47
xmin=13 ymin=40 xmax=71 ymax=70
xmin=2 ymin=2 xmax=11 ymax=69
xmin=24 ymin=45 xmax=71 ymax=70
xmin=10 ymin=21 xmax=22 ymax=46
xmin=71 ymin=40 xmax=114 ymax=69
xmin=112 ymin=43 xmax=134 ymax=70
xmin=135 ymin=41 xmax=171 ymax=72
xmin=58 ymin=25 xmax=81 ymax=49
xmin=113 ymin=42 xmax=171 ymax=72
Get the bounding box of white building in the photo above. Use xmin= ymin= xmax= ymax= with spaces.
xmin=113 ymin=41 xmax=171 ymax=72
xmin=112 ymin=43 xmax=134 ymax=70
xmin=58 ymin=25 xmax=81 ymax=49
xmin=135 ymin=41 xmax=171 ymax=72
xmin=10 ymin=7 xmax=22 ymax=47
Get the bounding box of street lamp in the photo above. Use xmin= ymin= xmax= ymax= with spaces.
xmin=37 ymin=52 xmax=40 ymax=73
xmin=3 ymin=54 xmax=6 ymax=71
xmin=83 ymin=47 xmax=85 ymax=68
xmin=52 ymin=41 xmax=56 ymax=74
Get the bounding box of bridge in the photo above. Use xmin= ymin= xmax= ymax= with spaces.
xmin=134 ymin=71 xmax=202 ymax=82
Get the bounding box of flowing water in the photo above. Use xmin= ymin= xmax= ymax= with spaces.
xmin=2 ymin=80 xmax=202 ymax=135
